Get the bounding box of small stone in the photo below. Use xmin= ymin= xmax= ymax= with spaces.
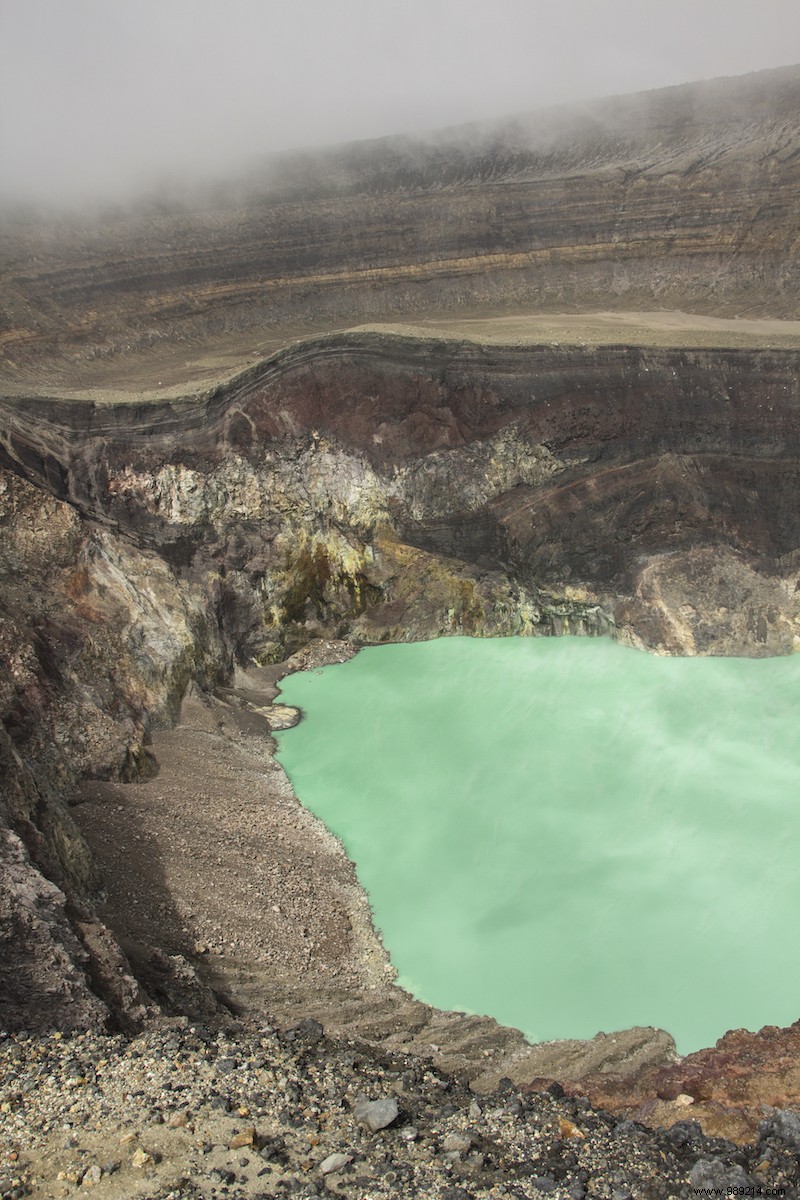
xmin=688 ymin=1159 xmax=753 ymax=1189
xmin=81 ymin=1164 xmax=103 ymax=1187
xmin=294 ymin=1017 xmax=324 ymax=1044
xmin=353 ymin=1097 xmax=399 ymax=1132
xmin=210 ymin=1167 xmax=236 ymax=1184
xmin=759 ymin=1109 xmax=800 ymax=1149
xmin=119 ymin=1132 xmax=137 ymax=1146
xmin=229 ymin=1128 xmax=256 ymax=1149
xmin=666 ymin=1120 xmax=702 ymax=1146
xmin=131 ymin=1148 xmax=153 ymax=1169
xmin=319 ymin=1152 xmax=352 ymax=1175
xmin=558 ymin=1118 xmax=586 ymax=1139
xmin=674 ymin=1093 xmax=694 ymax=1106
xmin=168 ymin=1111 xmax=189 ymax=1127
xmin=442 ymin=1132 xmax=473 ymax=1154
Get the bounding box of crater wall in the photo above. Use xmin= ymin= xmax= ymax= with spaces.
xmin=2 ymin=333 xmax=799 ymax=658
xmin=2 ymin=66 xmax=800 ymax=373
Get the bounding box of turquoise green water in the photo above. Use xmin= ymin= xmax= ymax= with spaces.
xmin=274 ymin=636 xmax=800 ymax=1053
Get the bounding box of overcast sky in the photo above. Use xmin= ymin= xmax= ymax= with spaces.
xmin=1 ymin=0 xmax=798 ymax=205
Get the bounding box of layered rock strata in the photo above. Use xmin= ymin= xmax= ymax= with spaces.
xmin=2 ymin=65 xmax=799 ymax=378
xmin=2 ymin=331 xmax=799 ymax=661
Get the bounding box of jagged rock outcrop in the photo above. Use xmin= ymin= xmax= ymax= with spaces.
xmin=522 ymin=1021 xmax=800 ymax=1146
xmin=0 ymin=469 xmax=227 ymax=1030
xmin=2 ymin=332 xmax=799 ymax=661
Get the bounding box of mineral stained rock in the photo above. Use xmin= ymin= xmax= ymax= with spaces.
xmin=3 ymin=335 xmax=800 ymax=663
xmin=577 ymin=1021 xmax=800 ymax=1144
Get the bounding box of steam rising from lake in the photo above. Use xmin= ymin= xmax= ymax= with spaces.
xmin=277 ymin=636 xmax=800 ymax=1053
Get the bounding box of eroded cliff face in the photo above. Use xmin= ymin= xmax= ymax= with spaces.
xmin=0 ymin=469 xmax=228 ymax=1030
xmin=2 ymin=333 xmax=799 ymax=664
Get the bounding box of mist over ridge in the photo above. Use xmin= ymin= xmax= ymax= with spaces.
xmin=2 ymin=0 xmax=800 ymax=210
xmin=0 ymin=58 xmax=796 ymax=230
xmin=2 ymin=53 xmax=798 ymax=384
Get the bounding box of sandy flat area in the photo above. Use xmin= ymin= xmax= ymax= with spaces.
xmin=3 ymin=309 xmax=800 ymax=405
xmin=357 ymin=309 xmax=800 ymax=349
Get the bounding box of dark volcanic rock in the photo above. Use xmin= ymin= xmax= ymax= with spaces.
xmin=4 ymin=1022 xmax=796 ymax=1200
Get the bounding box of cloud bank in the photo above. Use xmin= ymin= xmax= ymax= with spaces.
xmin=1 ymin=0 xmax=799 ymax=204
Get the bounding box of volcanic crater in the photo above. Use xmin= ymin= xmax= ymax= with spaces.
xmin=2 ymin=62 xmax=800 ymax=1196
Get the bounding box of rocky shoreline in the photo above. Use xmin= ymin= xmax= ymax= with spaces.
xmin=4 ymin=607 xmax=799 ymax=1194
xmin=3 ymin=1018 xmax=800 ymax=1200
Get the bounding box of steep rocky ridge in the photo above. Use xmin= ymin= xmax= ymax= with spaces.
xmin=0 ymin=467 xmax=229 ymax=1034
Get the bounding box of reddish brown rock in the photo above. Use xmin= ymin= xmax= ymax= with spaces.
xmin=538 ymin=1023 xmax=800 ymax=1143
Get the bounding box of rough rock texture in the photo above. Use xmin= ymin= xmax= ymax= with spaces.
xmin=0 ymin=469 xmax=226 ymax=1032
xmin=5 ymin=1023 xmax=798 ymax=1200
xmin=523 ymin=1022 xmax=800 ymax=1147
xmin=3 ymin=334 xmax=800 ymax=664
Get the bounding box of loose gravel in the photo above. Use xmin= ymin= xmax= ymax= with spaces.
xmin=2 ymin=1019 xmax=798 ymax=1200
